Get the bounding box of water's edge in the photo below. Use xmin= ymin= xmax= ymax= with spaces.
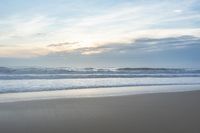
xmin=0 ymin=84 xmax=200 ymax=103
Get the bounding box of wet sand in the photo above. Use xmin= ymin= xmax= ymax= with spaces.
xmin=0 ymin=90 xmax=200 ymax=133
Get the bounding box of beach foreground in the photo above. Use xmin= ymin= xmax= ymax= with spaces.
xmin=0 ymin=90 xmax=200 ymax=133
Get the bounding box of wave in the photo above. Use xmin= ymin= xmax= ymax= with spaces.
xmin=0 ymin=67 xmax=200 ymax=80
xmin=0 ymin=67 xmax=200 ymax=74
xmin=0 ymin=73 xmax=200 ymax=80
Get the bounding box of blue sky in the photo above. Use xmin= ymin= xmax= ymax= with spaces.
xmin=0 ymin=0 xmax=200 ymax=68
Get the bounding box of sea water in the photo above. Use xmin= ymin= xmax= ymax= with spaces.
xmin=0 ymin=67 xmax=200 ymax=93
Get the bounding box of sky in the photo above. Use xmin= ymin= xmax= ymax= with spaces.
xmin=0 ymin=0 xmax=200 ymax=68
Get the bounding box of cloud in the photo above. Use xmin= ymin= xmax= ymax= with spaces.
xmin=0 ymin=47 xmax=49 ymax=58
xmin=71 ymin=35 xmax=200 ymax=55
xmin=0 ymin=44 xmax=8 ymax=47
xmin=1 ymin=33 xmax=200 ymax=67
xmin=0 ymin=0 xmax=200 ymax=58
xmin=35 ymin=35 xmax=200 ymax=68
xmin=0 ymin=15 xmax=53 ymax=39
xmin=173 ymin=9 xmax=183 ymax=13
xmin=48 ymin=42 xmax=79 ymax=47
xmin=33 ymin=1 xmax=200 ymax=50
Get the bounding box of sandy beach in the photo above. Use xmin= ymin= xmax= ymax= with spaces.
xmin=0 ymin=90 xmax=200 ymax=133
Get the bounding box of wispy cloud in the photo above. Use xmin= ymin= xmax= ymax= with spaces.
xmin=48 ymin=42 xmax=79 ymax=47
xmin=0 ymin=15 xmax=53 ymax=39
xmin=0 ymin=0 xmax=199 ymax=58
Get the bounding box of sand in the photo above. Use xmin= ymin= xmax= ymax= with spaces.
xmin=0 ymin=90 xmax=200 ymax=133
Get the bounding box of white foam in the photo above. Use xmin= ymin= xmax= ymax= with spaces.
xmin=0 ymin=77 xmax=200 ymax=93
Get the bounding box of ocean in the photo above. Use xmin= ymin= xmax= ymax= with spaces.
xmin=0 ymin=67 xmax=200 ymax=93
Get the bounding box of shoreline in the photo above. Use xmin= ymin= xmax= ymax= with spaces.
xmin=0 ymin=89 xmax=200 ymax=133
xmin=0 ymin=84 xmax=200 ymax=103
